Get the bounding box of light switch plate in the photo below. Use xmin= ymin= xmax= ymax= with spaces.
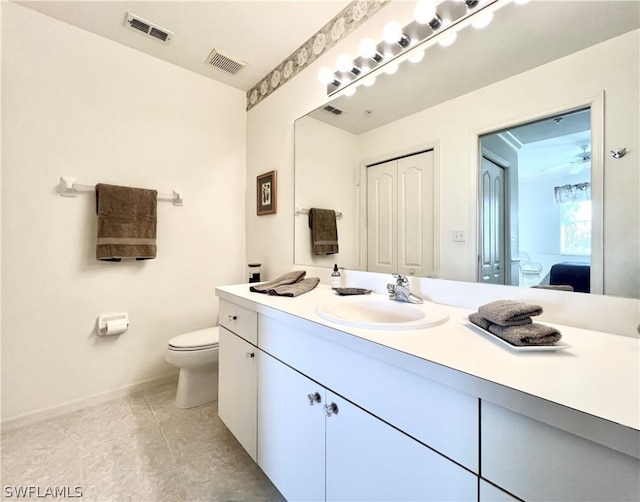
xmin=453 ymin=229 xmax=466 ymax=242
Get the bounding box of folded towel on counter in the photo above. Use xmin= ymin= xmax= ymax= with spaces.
xmin=308 ymin=208 xmax=339 ymax=255
xmin=95 ymin=183 xmax=158 ymax=261
xmin=269 ymin=277 xmax=320 ymax=297
xmin=468 ymin=312 xmax=561 ymax=346
xmin=250 ymin=270 xmax=306 ymax=294
xmin=478 ymin=299 xmax=543 ymax=326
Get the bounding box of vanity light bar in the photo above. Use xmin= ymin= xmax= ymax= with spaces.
xmin=324 ymin=0 xmax=513 ymax=98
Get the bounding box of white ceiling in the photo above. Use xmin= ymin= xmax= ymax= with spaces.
xmin=16 ymin=0 xmax=351 ymax=92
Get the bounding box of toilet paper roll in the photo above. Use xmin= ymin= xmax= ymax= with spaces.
xmin=105 ymin=318 xmax=128 ymax=336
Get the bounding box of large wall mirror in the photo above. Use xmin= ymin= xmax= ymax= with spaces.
xmin=294 ymin=0 xmax=639 ymax=299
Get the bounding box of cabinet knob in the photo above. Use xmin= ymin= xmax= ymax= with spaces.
xmin=245 ymin=352 xmax=255 ymax=359
xmin=324 ymin=402 xmax=339 ymax=417
xmin=228 ymin=315 xmax=237 ymax=321
xmin=307 ymin=392 xmax=322 ymax=405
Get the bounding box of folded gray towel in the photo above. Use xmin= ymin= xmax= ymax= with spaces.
xmin=249 ymin=270 xmax=306 ymax=294
xmin=469 ymin=312 xmax=561 ymax=346
xmin=468 ymin=312 xmax=492 ymax=331
xmin=268 ymin=277 xmax=320 ymax=297
xmin=478 ymin=299 xmax=542 ymax=326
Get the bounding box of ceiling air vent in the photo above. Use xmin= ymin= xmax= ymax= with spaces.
xmin=124 ymin=13 xmax=173 ymax=44
xmin=323 ymin=105 xmax=344 ymax=115
xmin=205 ymin=49 xmax=247 ymax=75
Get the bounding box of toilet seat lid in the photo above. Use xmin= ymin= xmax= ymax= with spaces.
xmin=168 ymin=327 xmax=219 ymax=350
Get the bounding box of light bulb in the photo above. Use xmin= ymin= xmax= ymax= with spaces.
xmin=472 ymin=12 xmax=493 ymax=29
xmin=344 ymin=86 xmax=357 ymax=97
xmin=317 ymin=66 xmax=336 ymax=85
xmin=358 ymin=38 xmax=377 ymax=59
xmin=414 ymin=0 xmax=436 ymax=24
xmin=336 ymin=54 xmax=354 ymax=73
xmin=438 ymin=32 xmax=457 ymax=47
xmin=382 ymin=21 xmax=403 ymax=44
xmin=363 ymin=76 xmax=376 ymax=87
xmin=384 ymin=64 xmax=399 ymax=75
xmin=408 ymin=51 xmax=425 ymax=64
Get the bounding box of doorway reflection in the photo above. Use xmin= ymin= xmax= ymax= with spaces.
xmin=480 ymin=108 xmax=592 ymax=292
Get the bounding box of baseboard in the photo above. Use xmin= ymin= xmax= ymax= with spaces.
xmin=1 ymin=372 xmax=178 ymax=432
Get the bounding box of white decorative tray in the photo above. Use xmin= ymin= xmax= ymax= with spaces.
xmin=466 ymin=321 xmax=572 ymax=352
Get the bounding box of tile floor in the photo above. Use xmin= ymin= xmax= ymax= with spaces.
xmin=1 ymin=383 xmax=285 ymax=502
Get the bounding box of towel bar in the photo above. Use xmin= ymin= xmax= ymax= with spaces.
xmin=58 ymin=176 xmax=183 ymax=206
xmin=295 ymin=206 xmax=343 ymax=218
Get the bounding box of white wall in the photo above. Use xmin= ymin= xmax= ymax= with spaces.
xmin=1 ymin=3 xmax=247 ymax=421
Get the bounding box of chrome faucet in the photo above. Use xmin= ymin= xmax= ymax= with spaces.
xmin=387 ymin=274 xmax=423 ymax=304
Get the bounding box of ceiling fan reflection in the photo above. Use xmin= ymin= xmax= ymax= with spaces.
xmin=541 ymin=145 xmax=591 ymax=175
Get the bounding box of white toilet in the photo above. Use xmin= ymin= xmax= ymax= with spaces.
xmin=165 ymin=326 xmax=219 ymax=409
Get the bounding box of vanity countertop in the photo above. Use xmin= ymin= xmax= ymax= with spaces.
xmin=216 ymin=283 xmax=640 ymax=437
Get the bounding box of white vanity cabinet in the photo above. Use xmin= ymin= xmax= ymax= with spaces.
xmin=258 ymin=349 xmax=477 ymax=502
xmin=481 ymin=401 xmax=640 ymax=502
xmin=215 ymin=285 xmax=640 ymax=502
xmin=258 ymin=314 xmax=480 ymax=472
xmin=218 ymin=301 xmax=258 ymax=460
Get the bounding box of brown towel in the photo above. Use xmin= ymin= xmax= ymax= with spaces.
xmin=95 ymin=183 xmax=158 ymax=261
xmin=250 ymin=270 xmax=306 ymax=294
xmin=308 ymin=208 xmax=338 ymax=255
xmin=478 ymin=299 xmax=542 ymax=326
xmin=269 ymin=277 xmax=320 ymax=297
xmin=469 ymin=312 xmax=561 ymax=346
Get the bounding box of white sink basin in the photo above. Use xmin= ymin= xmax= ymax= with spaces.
xmin=316 ymin=295 xmax=449 ymax=330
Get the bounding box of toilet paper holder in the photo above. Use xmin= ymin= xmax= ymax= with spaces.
xmin=97 ymin=312 xmax=130 ymax=336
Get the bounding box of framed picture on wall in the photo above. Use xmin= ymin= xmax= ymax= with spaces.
xmin=257 ymin=170 xmax=277 ymax=215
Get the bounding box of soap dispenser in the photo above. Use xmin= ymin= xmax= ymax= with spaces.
xmin=331 ymin=264 xmax=341 ymax=290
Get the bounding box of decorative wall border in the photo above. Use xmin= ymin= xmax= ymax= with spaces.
xmin=246 ymin=0 xmax=391 ymax=111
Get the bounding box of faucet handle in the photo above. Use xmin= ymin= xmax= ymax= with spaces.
xmin=392 ymin=273 xmax=409 ymax=286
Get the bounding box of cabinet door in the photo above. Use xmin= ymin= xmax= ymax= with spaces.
xmin=218 ymin=327 xmax=257 ymax=460
xmin=482 ymin=401 xmax=640 ymax=501
xmin=325 ymin=391 xmax=477 ymax=502
xmin=257 ymin=352 xmax=325 ymax=502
